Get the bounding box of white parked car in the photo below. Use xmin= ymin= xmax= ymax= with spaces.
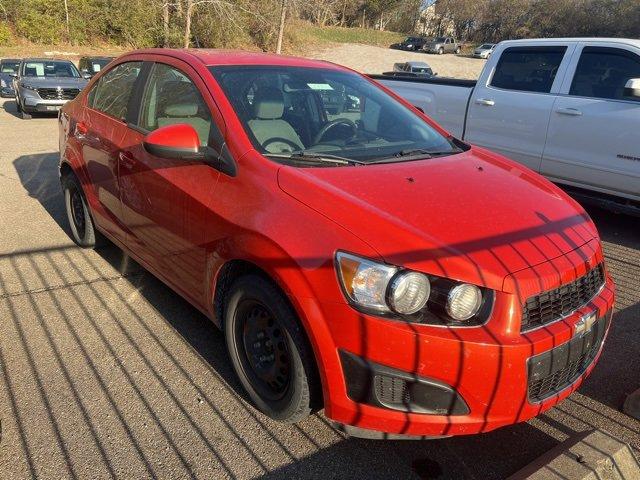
xmin=473 ymin=43 xmax=496 ymax=59
xmin=374 ymin=38 xmax=640 ymax=215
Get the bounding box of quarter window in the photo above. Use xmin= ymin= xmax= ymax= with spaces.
xmin=138 ymin=63 xmax=212 ymax=146
xmin=570 ymin=47 xmax=640 ymax=101
xmin=491 ymin=46 xmax=567 ymax=93
xmin=88 ymin=62 xmax=142 ymax=120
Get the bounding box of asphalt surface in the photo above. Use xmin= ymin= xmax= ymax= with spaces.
xmin=0 ymin=97 xmax=638 ymax=480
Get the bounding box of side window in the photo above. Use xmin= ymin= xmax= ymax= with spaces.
xmin=89 ymin=62 xmax=142 ymax=120
xmin=570 ymin=47 xmax=640 ymax=101
xmin=139 ymin=63 xmax=212 ymax=146
xmin=491 ymin=46 xmax=567 ymax=93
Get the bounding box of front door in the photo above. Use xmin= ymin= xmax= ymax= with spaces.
xmin=541 ymin=43 xmax=640 ymax=200
xmin=464 ymin=44 xmax=572 ymax=172
xmin=118 ymin=60 xmax=224 ymax=305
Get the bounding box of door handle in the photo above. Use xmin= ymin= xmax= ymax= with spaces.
xmin=118 ymin=151 xmax=136 ymax=169
xmin=556 ymin=107 xmax=582 ymax=116
xmin=475 ymin=98 xmax=495 ymax=106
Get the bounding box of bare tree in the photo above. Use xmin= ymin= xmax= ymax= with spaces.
xmin=276 ymin=0 xmax=287 ymax=54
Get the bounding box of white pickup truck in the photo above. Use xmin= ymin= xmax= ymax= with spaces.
xmin=373 ymin=38 xmax=640 ymax=214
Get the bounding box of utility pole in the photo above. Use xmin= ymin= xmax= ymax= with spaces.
xmin=276 ymin=0 xmax=286 ymax=54
xmin=63 ymin=0 xmax=70 ymax=42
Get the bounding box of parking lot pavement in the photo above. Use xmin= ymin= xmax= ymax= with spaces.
xmin=0 ymin=97 xmax=638 ymax=480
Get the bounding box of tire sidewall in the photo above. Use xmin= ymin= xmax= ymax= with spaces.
xmin=63 ymin=174 xmax=96 ymax=247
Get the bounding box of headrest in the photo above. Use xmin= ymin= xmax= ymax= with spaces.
xmin=253 ymin=87 xmax=284 ymax=120
xmin=164 ymin=103 xmax=198 ymax=117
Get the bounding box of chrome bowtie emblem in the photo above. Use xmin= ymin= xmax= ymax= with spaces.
xmin=575 ymin=311 xmax=597 ymax=337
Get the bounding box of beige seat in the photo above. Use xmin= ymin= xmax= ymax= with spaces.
xmin=157 ymin=103 xmax=211 ymax=145
xmin=247 ymin=87 xmax=304 ymax=153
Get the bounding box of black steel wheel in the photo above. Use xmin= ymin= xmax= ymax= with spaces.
xmin=224 ymin=274 xmax=320 ymax=422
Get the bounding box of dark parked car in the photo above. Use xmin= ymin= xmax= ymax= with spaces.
xmin=78 ymin=56 xmax=114 ymax=78
xmin=392 ymin=36 xmax=430 ymax=51
xmin=0 ymin=58 xmax=20 ymax=97
xmin=13 ymin=58 xmax=88 ymax=119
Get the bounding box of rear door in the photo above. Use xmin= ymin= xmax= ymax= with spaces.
xmin=80 ymin=61 xmax=143 ymax=243
xmin=464 ymin=43 xmax=574 ymax=171
xmin=541 ymin=42 xmax=640 ymax=200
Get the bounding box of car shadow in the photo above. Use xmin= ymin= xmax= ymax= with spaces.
xmin=2 ymin=98 xmax=22 ymax=118
xmin=9 ymin=151 xmax=640 ymax=478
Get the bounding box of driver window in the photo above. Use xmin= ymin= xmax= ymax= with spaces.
xmin=139 ymin=63 xmax=212 ymax=145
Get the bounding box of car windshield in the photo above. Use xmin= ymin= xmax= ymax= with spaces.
xmin=22 ymin=61 xmax=80 ymax=78
xmin=405 ymin=37 xmax=418 ymax=42
xmin=480 ymin=44 xmax=494 ymax=49
xmin=210 ymin=66 xmax=460 ymax=165
xmin=90 ymin=58 xmax=112 ymax=72
xmin=434 ymin=37 xmax=446 ymax=42
xmin=1 ymin=61 xmax=19 ymax=74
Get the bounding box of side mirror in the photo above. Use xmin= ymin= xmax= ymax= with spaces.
xmin=10 ymin=73 xmax=17 ymax=78
xmin=143 ymin=123 xmax=238 ymax=176
xmin=143 ymin=123 xmax=202 ymax=160
xmin=82 ymin=73 xmax=92 ymax=79
xmin=414 ymin=105 xmax=425 ymax=113
xmin=624 ymin=78 xmax=640 ymax=99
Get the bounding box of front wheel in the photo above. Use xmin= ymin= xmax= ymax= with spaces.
xmin=224 ymin=275 xmax=320 ymax=423
xmin=438 ymin=47 xmax=444 ymax=55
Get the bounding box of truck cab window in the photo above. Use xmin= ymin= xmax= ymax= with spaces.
xmin=570 ymin=47 xmax=640 ymax=101
xmin=491 ymin=46 xmax=567 ymax=93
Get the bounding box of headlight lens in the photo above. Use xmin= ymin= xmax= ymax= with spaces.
xmin=336 ymin=252 xmax=397 ymax=312
xmin=388 ymin=271 xmax=430 ymax=314
xmin=446 ymin=284 xmax=482 ymax=321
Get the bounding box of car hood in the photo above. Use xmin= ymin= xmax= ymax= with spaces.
xmin=19 ymin=77 xmax=88 ymax=88
xmin=277 ymin=148 xmax=597 ymax=291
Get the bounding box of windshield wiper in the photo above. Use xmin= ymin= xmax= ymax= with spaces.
xmin=369 ymin=147 xmax=463 ymax=164
xmin=264 ymin=151 xmax=365 ymax=166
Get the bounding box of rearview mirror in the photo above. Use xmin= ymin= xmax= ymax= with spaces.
xmin=624 ymin=78 xmax=640 ymax=99
xmin=143 ymin=123 xmax=202 ymax=160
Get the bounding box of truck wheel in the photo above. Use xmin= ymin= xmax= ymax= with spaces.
xmin=62 ymin=172 xmax=101 ymax=248
xmin=438 ymin=47 xmax=444 ymax=55
xmin=224 ymin=274 xmax=320 ymax=423
xmin=455 ymin=47 xmax=461 ymax=54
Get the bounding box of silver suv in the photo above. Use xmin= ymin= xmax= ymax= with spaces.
xmin=423 ymin=37 xmax=461 ymax=55
xmin=14 ymin=58 xmax=88 ymax=119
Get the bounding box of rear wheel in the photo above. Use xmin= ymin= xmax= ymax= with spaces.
xmin=224 ymin=275 xmax=319 ymax=423
xmin=438 ymin=47 xmax=444 ymax=55
xmin=62 ymin=172 xmax=102 ymax=248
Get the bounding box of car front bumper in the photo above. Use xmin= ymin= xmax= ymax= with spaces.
xmin=307 ymin=239 xmax=615 ymax=437
xmin=22 ymin=96 xmax=70 ymax=112
xmin=1 ymin=86 xmax=15 ymax=97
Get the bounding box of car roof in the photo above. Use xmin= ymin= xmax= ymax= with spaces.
xmin=21 ymin=58 xmax=75 ymax=63
xmin=1 ymin=58 xmax=21 ymax=62
xmin=125 ymin=48 xmax=347 ymax=70
xmin=406 ymin=61 xmax=430 ymax=67
xmin=501 ymin=37 xmax=640 ymax=49
xmin=81 ymin=56 xmax=114 ymax=60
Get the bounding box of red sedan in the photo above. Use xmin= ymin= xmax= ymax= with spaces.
xmin=58 ymin=49 xmax=615 ymax=438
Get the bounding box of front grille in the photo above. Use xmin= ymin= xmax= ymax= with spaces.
xmin=37 ymin=87 xmax=79 ymax=100
xmin=527 ymin=314 xmax=607 ymax=402
xmin=521 ymin=265 xmax=605 ymax=332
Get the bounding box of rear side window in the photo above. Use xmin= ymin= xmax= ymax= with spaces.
xmin=88 ymin=61 xmax=142 ymax=120
xmin=138 ymin=63 xmax=212 ymax=145
xmin=570 ymin=47 xmax=640 ymax=101
xmin=491 ymin=46 xmax=567 ymax=93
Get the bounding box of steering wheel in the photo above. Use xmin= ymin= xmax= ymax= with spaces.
xmin=262 ymin=137 xmax=303 ymax=153
xmin=313 ymin=118 xmax=357 ymax=145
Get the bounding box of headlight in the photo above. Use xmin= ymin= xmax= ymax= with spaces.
xmin=388 ymin=271 xmax=430 ymax=314
xmin=0 ymin=79 xmax=5 ymax=87
xmin=336 ymin=252 xmax=492 ymax=325
xmin=446 ymin=284 xmax=482 ymax=321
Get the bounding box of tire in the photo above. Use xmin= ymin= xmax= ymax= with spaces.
xmin=455 ymin=47 xmax=461 ymax=54
xmin=224 ymin=274 xmax=320 ymax=423
xmin=62 ymin=172 xmax=102 ymax=248
xmin=438 ymin=47 xmax=444 ymax=55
